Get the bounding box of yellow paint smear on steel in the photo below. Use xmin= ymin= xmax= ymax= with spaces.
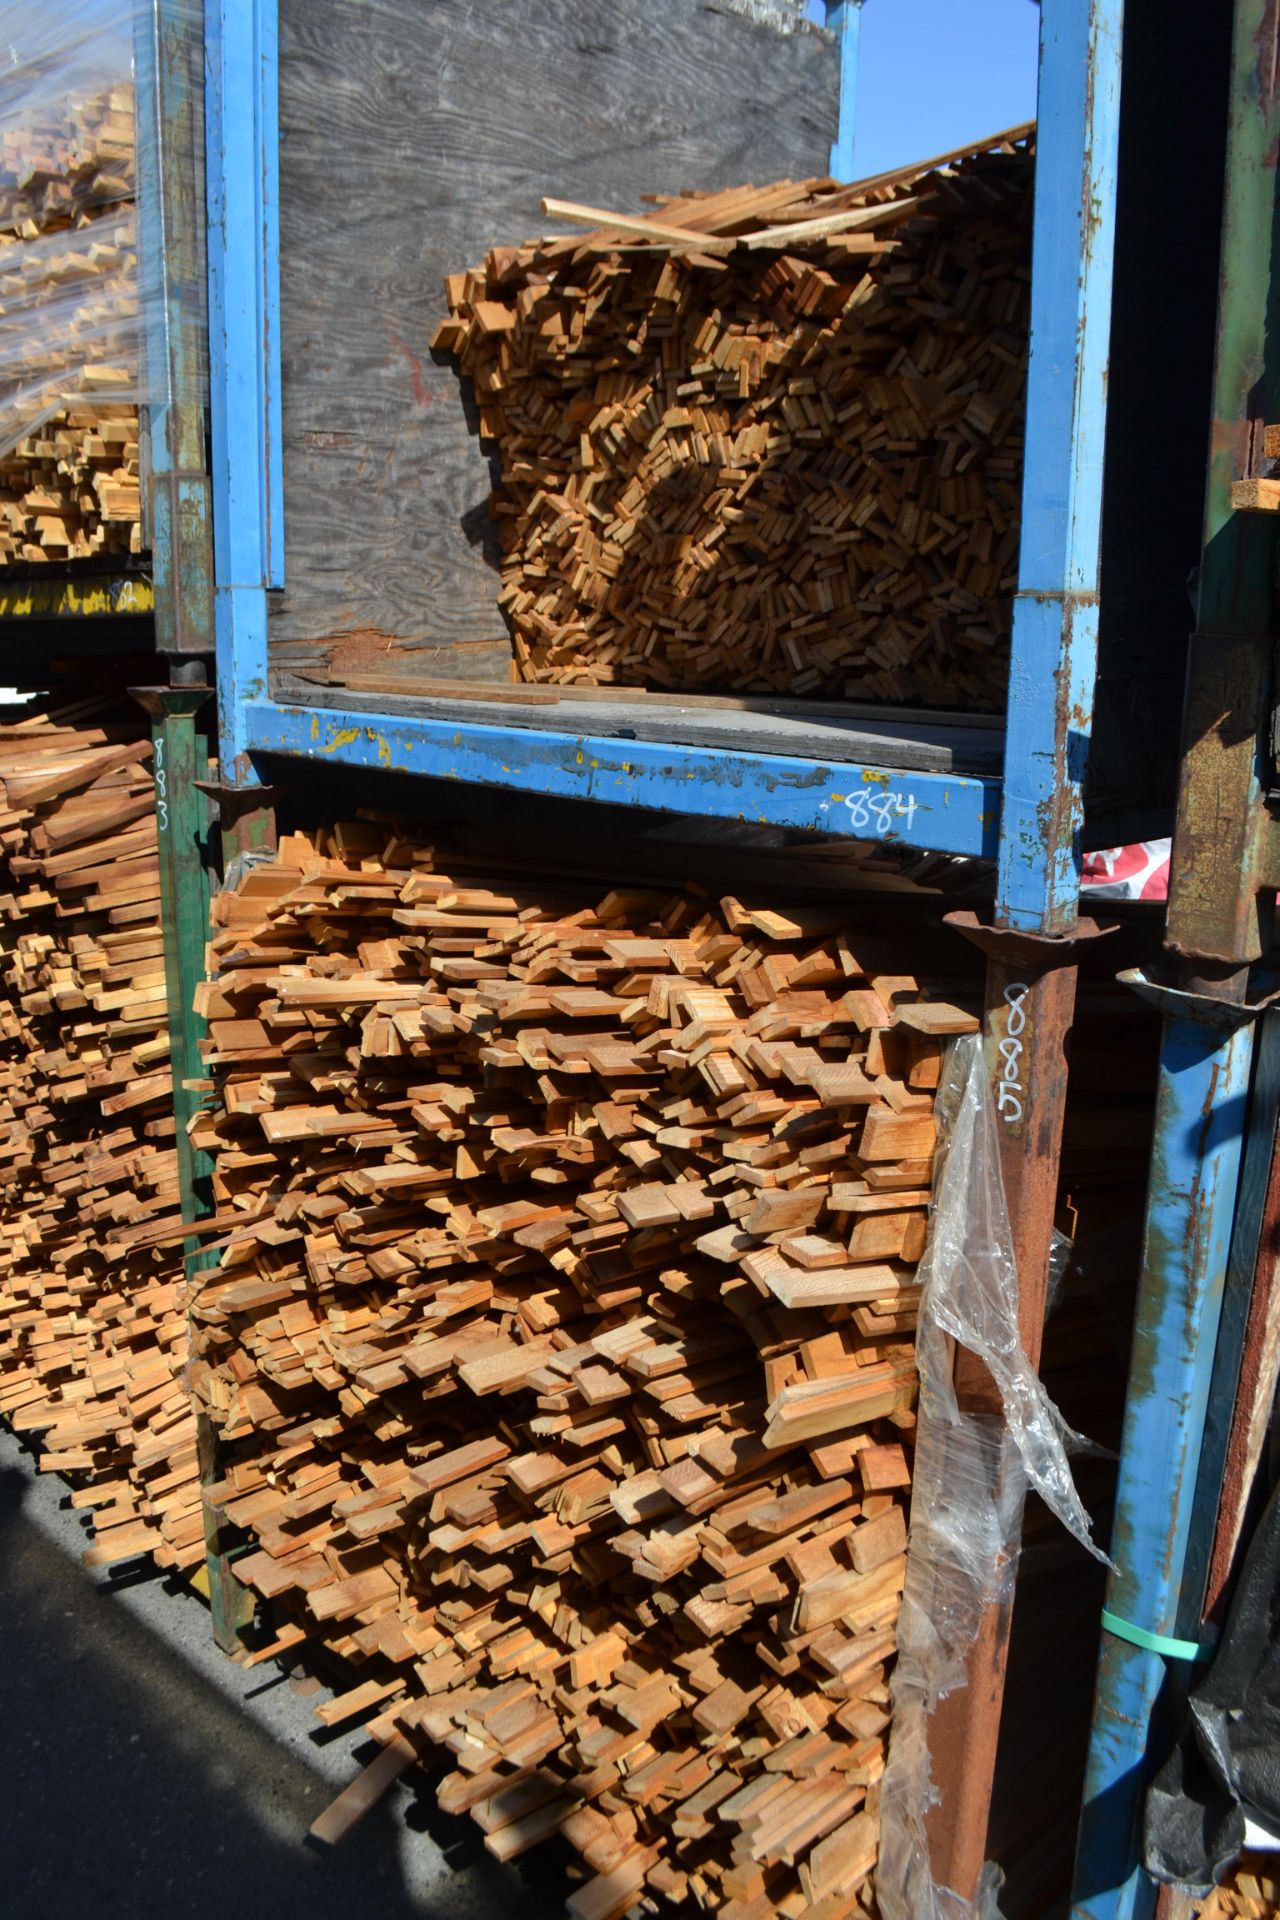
xmin=0 ymin=573 xmax=153 ymax=617
xmin=321 ymin=726 xmax=361 ymax=754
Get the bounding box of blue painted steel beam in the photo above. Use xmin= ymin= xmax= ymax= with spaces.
xmin=259 ymin=0 xmax=283 ymax=591
xmin=1072 ymin=993 xmax=1257 ymax=1920
xmin=823 ymin=0 xmax=863 ymax=181
xmin=910 ymin=2 xmax=1122 ymax=1902
xmin=997 ymin=0 xmax=1121 ymax=933
xmin=206 ymin=0 xmax=281 ymax=784
xmin=243 ymin=697 xmax=1001 ymax=857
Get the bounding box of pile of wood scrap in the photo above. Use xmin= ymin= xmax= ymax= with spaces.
xmin=190 ymin=818 xmax=980 ymax=1917
xmin=1197 ymin=1862 xmax=1280 ymax=1918
xmin=0 ymin=694 xmax=201 ymax=1569
xmin=433 ymin=127 xmax=1032 ymax=709
xmin=0 ymin=80 xmax=143 ymax=564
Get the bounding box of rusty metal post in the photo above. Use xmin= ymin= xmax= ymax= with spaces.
xmin=1196 ymin=1012 xmax=1280 ymax=1624
xmin=906 ymin=0 xmax=1124 ymax=1901
xmin=924 ymin=919 xmax=1112 ymax=1899
xmin=1072 ymin=1 xmax=1280 ymax=1911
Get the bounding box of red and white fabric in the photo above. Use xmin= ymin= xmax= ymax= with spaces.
xmin=1079 ymin=839 xmax=1171 ymax=902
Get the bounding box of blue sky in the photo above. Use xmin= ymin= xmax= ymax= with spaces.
xmin=809 ymin=0 xmax=1041 ymax=177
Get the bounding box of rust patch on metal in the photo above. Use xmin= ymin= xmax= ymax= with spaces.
xmin=1205 ymin=1101 xmax=1280 ymax=1620
xmin=925 ymin=948 xmax=1083 ymax=1899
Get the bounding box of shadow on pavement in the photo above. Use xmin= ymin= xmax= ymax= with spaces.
xmin=0 ymin=1463 xmax=565 ymax=1919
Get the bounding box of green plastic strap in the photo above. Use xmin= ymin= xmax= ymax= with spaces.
xmin=1101 ymin=1609 xmax=1216 ymax=1664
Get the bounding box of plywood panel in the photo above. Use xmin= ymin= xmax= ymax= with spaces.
xmin=270 ymin=0 xmax=837 ymax=679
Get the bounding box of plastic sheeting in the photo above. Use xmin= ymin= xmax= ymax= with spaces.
xmin=0 ymin=1 xmax=203 ymax=506
xmin=0 ymin=212 xmax=144 ymax=461
xmin=1145 ymin=1471 xmax=1280 ymax=1892
xmin=1080 ymin=839 xmax=1171 ymax=903
xmin=2 ymin=3 xmax=138 ymax=461
xmin=877 ymin=1034 xmax=1112 ymax=1920
xmin=1 ymin=4 xmax=134 ymax=130
xmin=711 ymin=0 xmax=821 ymax=32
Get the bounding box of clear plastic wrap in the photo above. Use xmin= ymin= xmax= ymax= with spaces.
xmin=0 ymin=212 xmax=143 ymax=459
xmin=0 ymin=3 xmax=134 ymax=130
xmin=0 ymin=1 xmax=203 ymax=561
xmin=877 ymin=1033 xmax=1112 ymax=1920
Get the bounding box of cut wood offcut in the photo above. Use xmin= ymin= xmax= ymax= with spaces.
xmin=189 ymin=818 xmax=982 ymax=1917
xmin=0 ymin=692 xmax=200 ymax=1569
xmin=434 ymin=128 xmax=1032 ymax=710
xmin=0 ymin=82 xmax=145 ymax=564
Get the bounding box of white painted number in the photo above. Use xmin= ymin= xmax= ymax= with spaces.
xmin=842 ymin=789 xmax=920 ymax=837
xmin=154 ymin=734 xmax=169 ymax=833
xmin=996 ymin=981 xmax=1029 ymax=1124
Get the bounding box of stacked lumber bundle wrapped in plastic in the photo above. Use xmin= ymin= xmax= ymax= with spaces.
xmin=191 ymin=819 xmax=980 ymax=1917
xmin=0 ymin=4 xmax=146 ymax=564
xmin=433 ymin=128 xmax=1032 ymax=708
xmin=0 ymin=694 xmax=201 ymax=1569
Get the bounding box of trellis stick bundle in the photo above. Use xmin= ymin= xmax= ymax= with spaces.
xmin=191 ymin=818 xmax=981 ymax=1917
xmin=0 ymin=695 xmax=199 ymax=1568
xmin=0 ymin=82 xmax=143 ymax=564
xmin=434 ymin=128 xmax=1032 ymax=709
xmin=1195 ymin=1859 xmax=1280 ymax=1919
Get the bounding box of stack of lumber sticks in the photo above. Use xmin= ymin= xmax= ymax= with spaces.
xmin=0 ymin=79 xmax=143 ymax=563
xmin=433 ymin=126 xmax=1032 ymax=710
xmin=1197 ymin=1862 xmax=1280 ymax=1918
xmin=0 ymin=693 xmax=202 ymax=1569
xmin=190 ymin=817 xmax=980 ymax=1918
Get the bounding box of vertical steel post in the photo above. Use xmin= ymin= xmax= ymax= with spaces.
xmin=1072 ymin=2 xmax=1280 ymax=1912
xmin=135 ymin=683 xmax=213 ymax=1223
xmin=1148 ymin=1021 xmax=1280 ymax=1920
xmin=205 ymin=0 xmax=282 ymax=797
xmin=1179 ymin=1008 xmax=1280 ymax=1620
xmin=132 ymin=0 xmax=214 ymax=654
xmin=823 ymin=0 xmax=863 ymax=181
xmin=924 ymin=921 xmax=1107 ymax=1900
xmin=194 ymin=0 xmax=285 ymax=1640
xmin=916 ymin=0 xmax=1124 ymax=1900
xmin=133 ymin=674 xmax=254 ymax=1655
xmin=1072 ymin=999 xmax=1257 ymax=1920
xmin=134 ymin=0 xmax=254 ymax=1652
xmin=1194 ymin=1010 xmax=1280 ymax=1625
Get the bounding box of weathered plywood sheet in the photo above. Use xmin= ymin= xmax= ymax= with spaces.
xmin=270 ymin=0 xmax=837 ymax=679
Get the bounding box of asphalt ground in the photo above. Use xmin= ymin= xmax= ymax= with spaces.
xmin=0 ymin=1422 xmax=567 ymax=1920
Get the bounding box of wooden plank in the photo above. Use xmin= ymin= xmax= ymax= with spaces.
xmin=1230 ymin=477 xmax=1280 ymax=513
xmin=269 ymin=679 xmax=1006 ymax=777
xmin=741 ymin=195 xmax=919 ymax=248
xmin=308 ymin=1738 xmax=415 ymax=1845
xmin=540 ymin=197 xmax=727 ymax=246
